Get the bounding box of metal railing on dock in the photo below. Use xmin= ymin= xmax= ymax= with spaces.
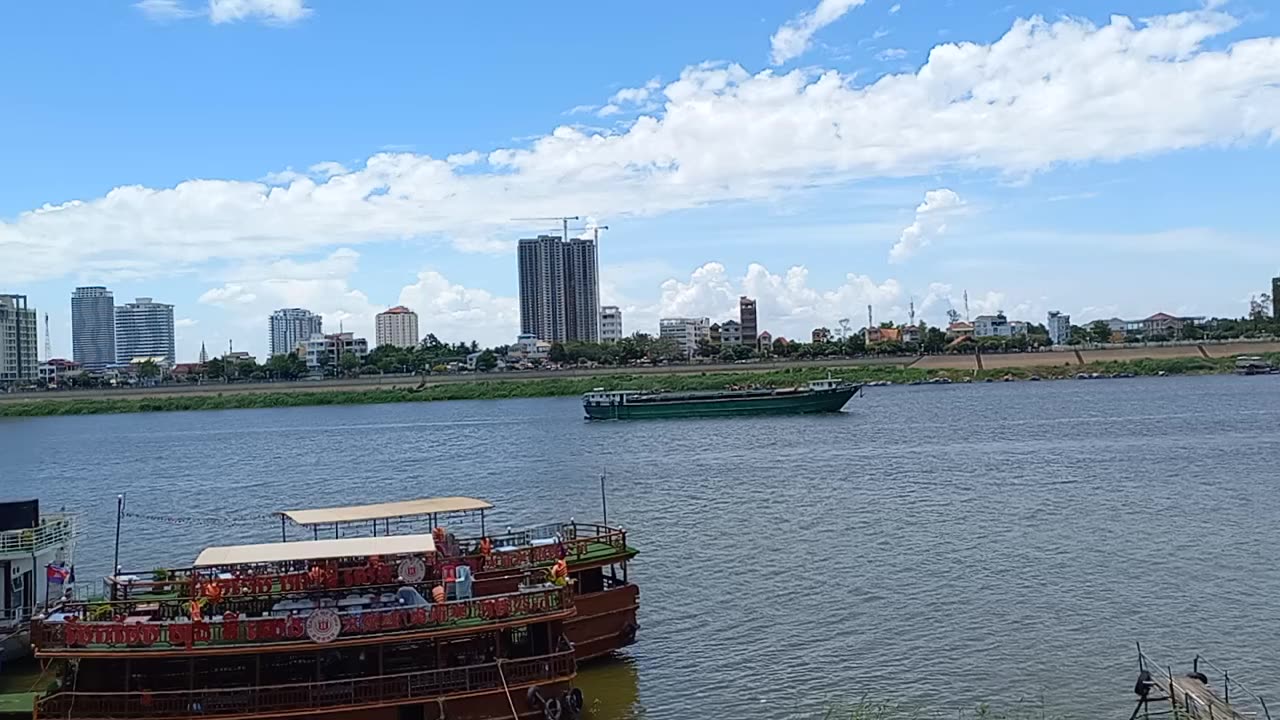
xmin=1133 ymin=644 xmax=1272 ymax=720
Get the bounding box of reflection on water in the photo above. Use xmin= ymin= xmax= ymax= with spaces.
xmin=578 ymin=657 xmax=643 ymax=719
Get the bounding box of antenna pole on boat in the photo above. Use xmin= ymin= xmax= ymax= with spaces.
xmin=112 ymin=493 xmax=125 ymax=576
xmin=600 ymin=469 xmax=608 ymax=527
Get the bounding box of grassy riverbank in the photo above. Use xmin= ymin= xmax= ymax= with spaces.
xmin=0 ymin=354 xmax=1271 ymax=418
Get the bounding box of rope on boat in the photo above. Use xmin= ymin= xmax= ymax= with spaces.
xmin=496 ymin=659 xmax=520 ymax=720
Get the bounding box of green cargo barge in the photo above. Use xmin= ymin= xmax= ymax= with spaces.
xmin=583 ymin=377 xmax=861 ymax=420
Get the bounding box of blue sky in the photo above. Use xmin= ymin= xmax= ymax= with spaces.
xmin=2 ymin=0 xmax=1278 ymax=361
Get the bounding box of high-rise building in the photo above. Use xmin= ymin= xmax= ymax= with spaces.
xmin=600 ymin=306 xmax=623 ymax=342
xmin=659 ymin=317 xmax=710 ymax=358
xmin=0 ymin=294 xmax=37 ymax=387
xmin=739 ymin=296 xmax=758 ymax=346
xmin=269 ymin=308 xmax=323 ymax=357
xmin=1046 ymin=311 xmax=1071 ymax=346
xmin=115 ymin=297 xmax=175 ymax=364
xmin=517 ymin=234 xmax=600 ymax=343
xmin=375 ymin=306 xmax=419 ymax=348
xmin=71 ymin=286 xmax=116 ymax=371
xmin=1272 ymin=277 xmax=1280 ymax=319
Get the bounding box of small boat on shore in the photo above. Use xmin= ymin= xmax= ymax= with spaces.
xmin=1234 ymin=356 xmax=1275 ymax=375
xmin=583 ymin=376 xmax=861 ymax=420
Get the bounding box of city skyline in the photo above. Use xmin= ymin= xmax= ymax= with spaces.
xmin=2 ymin=1 xmax=1278 ymax=361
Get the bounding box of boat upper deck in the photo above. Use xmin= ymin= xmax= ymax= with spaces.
xmin=0 ymin=512 xmax=76 ymax=561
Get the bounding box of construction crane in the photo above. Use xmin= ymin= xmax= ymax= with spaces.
xmin=510 ymin=216 xmax=581 ymax=241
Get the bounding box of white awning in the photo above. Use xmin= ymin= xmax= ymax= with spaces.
xmin=193 ymin=534 xmax=436 ymax=567
xmin=277 ymin=497 xmax=493 ymax=526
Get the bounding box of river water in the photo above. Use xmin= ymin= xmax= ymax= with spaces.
xmin=3 ymin=375 xmax=1280 ymax=719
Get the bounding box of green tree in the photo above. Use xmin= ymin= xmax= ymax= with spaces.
xmin=204 ymin=357 xmax=225 ymax=381
xmin=1088 ymin=320 xmax=1112 ymax=344
xmin=548 ymin=342 xmax=567 ymax=363
xmin=137 ymin=359 xmax=161 ymax=381
xmin=316 ymin=351 xmax=331 ymax=377
xmin=923 ymin=328 xmax=947 ymax=354
xmin=340 ymin=353 xmax=361 ymax=377
xmin=476 ymin=349 xmax=498 ymax=371
xmin=694 ymin=338 xmax=717 ymax=358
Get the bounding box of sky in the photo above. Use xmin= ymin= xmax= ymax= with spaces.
xmin=1 ymin=0 xmax=1278 ymax=361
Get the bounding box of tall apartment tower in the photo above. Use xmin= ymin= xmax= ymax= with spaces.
xmin=269 ymin=308 xmax=323 ymax=356
xmin=518 ymin=234 xmax=600 ymax=342
xmin=1273 ymin=277 xmax=1280 ymax=319
xmin=71 ymin=286 xmax=116 ymax=371
xmin=739 ymin=296 xmax=758 ymax=347
xmin=0 ymin=294 xmax=37 ymax=386
xmin=115 ymin=297 xmax=176 ymax=364
xmin=564 ymin=237 xmax=600 ymax=342
xmin=375 ymin=306 xmax=420 ymax=348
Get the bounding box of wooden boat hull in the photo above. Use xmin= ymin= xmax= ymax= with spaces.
xmin=564 ymin=585 xmax=640 ymax=662
xmin=584 ymin=386 xmax=858 ymax=420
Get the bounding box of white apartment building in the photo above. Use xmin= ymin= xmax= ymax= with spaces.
xmin=115 ymin=297 xmax=175 ymax=365
xmin=375 ymin=306 xmax=419 ymax=348
xmin=718 ymin=320 xmax=743 ymax=346
xmin=300 ymin=332 xmax=369 ymax=370
xmin=659 ymin=317 xmax=711 ymax=358
xmin=1047 ymin=311 xmax=1071 ymax=345
xmin=973 ymin=312 xmax=1026 ymax=338
xmin=270 ymin=308 xmax=323 ymax=356
xmin=600 ymin=306 xmax=623 ymax=342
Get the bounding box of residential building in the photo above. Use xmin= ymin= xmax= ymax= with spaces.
xmin=1274 ymin=277 xmax=1280 ymax=319
xmin=812 ymin=327 xmax=831 ymax=343
xmin=973 ymin=312 xmax=1026 ymax=338
xmin=1142 ymin=313 xmax=1186 ymax=337
xmin=375 ymin=306 xmax=419 ymax=348
xmin=0 ymin=294 xmax=37 ymax=387
xmin=866 ymin=326 xmax=901 ymax=344
xmin=517 ymin=234 xmax=600 ymax=343
xmin=719 ymin=320 xmax=743 ymax=345
xmin=739 ymin=296 xmax=758 ymax=346
xmin=599 ymin=306 xmax=623 ymax=342
xmin=223 ymin=351 xmax=258 ymax=365
xmin=269 ymin=308 xmax=323 ymax=356
xmin=71 ymin=286 xmax=116 ymax=371
xmin=901 ymin=325 xmax=921 ymax=344
xmin=38 ymin=359 xmax=81 ymax=388
xmin=1047 ymin=311 xmax=1071 ymax=345
xmin=659 ymin=317 xmax=711 ymax=358
xmin=300 ymin=332 xmax=369 ymax=370
xmin=511 ymin=333 xmax=552 ymax=361
xmin=115 ymin=297 xmax=176 ymax=365
xmin=709 ymin=323 xmax=721 ymax=345
xmin=757 ymin=330 xmax=773 ymax=352
xmin=945 ymin=321 xmax=974 ymax=339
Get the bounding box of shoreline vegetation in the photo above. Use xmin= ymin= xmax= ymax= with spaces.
xmin=1 ymin=354 xmax=1274 ymax=418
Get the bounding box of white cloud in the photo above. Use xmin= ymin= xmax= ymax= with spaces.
xmin=5 ymin=8 xmax=1280 ymax=286
xmin=889 ymin=189 xmax=964 ymax=263
xmin=308 ymin=161 xmax=348 ymax=178
xmin=134 ymin=0 xmax=200 ymax=21
xmin=771 ymin=0 xmax=868 ymax=65
xmin=877 ymin=47 xmax=908 ymax=61
xmin=397 ymin=272 xmax=520 ymax=347
xmin=208 ymin=0 xmax=310 ymax=24
xmin=135 ymin=0 xmax=310 ymax=24
xmin=889 ymin=3 xmax=901 ymax=14
xmin=175 ymin=318 xmax=199 ymax=328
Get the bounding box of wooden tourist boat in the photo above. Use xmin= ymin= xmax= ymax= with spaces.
xmin=274 ymin=497 xmax=640 ymax=662
xmin=29 ymin=533 xmax=584 ymax=720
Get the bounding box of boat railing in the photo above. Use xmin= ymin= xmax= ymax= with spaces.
xmin=0 ymin=512 xmax=77 ymax=559
xmin=36 ymin=649 xmax=577 ymax=719
xmin=32 ymin=584 xmax=573 ymax=653
xmin=0 ymin=606 xmax=33 ymax=631
xmin=460 ymin=522 xmax=630 ymax=571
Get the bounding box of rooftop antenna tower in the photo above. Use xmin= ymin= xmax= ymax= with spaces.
xmin=909 ymin=299 xmax=916 ymax=327
xmin=964 ymin=291 xmax=971 ymax=322
xmin=838 ymin=318 xmax=851 ymax=340
xmin=43 ymin=312 xmax=52 ymax=361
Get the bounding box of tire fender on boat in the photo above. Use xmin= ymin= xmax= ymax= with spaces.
xmin=544 ymin=695 xmax=564 ymax=720
xmin=565 ymin=688 xmax=584 ymax=715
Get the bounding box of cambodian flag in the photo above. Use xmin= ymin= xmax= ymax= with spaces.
xmin=46 ymin=564 xmax=70 ymax=584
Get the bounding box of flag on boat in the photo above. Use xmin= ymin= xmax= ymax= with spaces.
xmin=46 ymin=563 xmax=70 ymax=584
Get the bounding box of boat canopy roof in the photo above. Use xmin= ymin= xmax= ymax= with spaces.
xmin=277 ymin=497 xmax=494 ymax=526
xmin=193 ymin=534 xmax=437 ymax=567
